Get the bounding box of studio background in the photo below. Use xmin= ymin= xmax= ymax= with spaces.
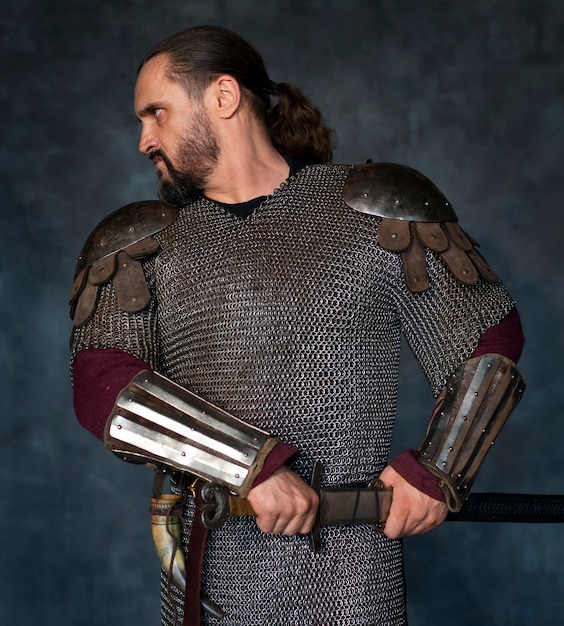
xmin=2 ymin=1 xmax=563 ymax=624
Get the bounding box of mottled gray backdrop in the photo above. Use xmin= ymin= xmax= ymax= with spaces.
xmin=2 ymin=0 xmax=563 ymax=624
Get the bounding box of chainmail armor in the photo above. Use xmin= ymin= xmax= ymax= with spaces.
xmin=70 ymin=274 xmax=160 ymax=371
xmin=70 ymin=163 xmax=515 ymax=625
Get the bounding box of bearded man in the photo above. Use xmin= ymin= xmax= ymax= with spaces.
xmin=70 ymin=25 xmax=525 ymax=626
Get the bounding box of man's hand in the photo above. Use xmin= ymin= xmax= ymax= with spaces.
xmin=247 ymin=465 xmax=319 ymax=535
xmin=378 ymin=465 xmax=448 ymax=539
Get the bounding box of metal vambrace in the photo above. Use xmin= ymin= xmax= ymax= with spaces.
xmin=104 ymin=370 xmax=280 ymax=497
xmin=417 ymin=354 xmax=526 ymax=512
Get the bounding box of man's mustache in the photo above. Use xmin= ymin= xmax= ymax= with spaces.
xmin=149 ymin=150 xmax=176 ymax=180
xmin=149 ymin=149 xmax=166 ymax=163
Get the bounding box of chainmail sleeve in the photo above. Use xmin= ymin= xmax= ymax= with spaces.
xmin=391 ymin=246 xmax=516 ymax=396
xmin=70 ymin=257 xmax=160 ymax=370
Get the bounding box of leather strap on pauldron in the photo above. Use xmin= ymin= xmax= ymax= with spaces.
xmin=417 ymin=354 xmax=526 ymax=512
xmin=69 ymin=201 xmax=178 ymax=327
xmin=343 ymin=163 xmax=499 ymax=293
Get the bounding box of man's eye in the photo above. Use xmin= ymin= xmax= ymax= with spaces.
xmin=154 ymin=108 xmax=163 ymax=118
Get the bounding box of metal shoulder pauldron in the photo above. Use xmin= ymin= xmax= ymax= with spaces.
xmin=343 ymin=162 xmax=499 ymax=293
xmin=69 ymin=201 xmax=178 ymax=327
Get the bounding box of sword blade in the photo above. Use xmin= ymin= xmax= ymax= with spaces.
xmin=449 ymin=492 xmax=564 ymax=523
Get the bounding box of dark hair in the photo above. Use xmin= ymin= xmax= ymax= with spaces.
xmin=139 ymin=25 xmax=334 ymax=164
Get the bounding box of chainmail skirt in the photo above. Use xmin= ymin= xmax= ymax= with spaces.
xmin=161 ymin=512 xmax=406 ymax=626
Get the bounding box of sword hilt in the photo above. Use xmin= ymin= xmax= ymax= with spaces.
xmin=225 ymin=461 xmax=391 ymax=553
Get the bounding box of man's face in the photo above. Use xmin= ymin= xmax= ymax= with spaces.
xmin=135 ymin=54 xmax=220 ymax=207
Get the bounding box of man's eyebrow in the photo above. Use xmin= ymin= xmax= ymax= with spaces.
xmin=136 ymin=101 xmax=166 ymax=119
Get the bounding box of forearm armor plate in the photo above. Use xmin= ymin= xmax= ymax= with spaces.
xmin=417 ymin=354 xmax=526 ymax=511
xmin=104 ymin=370 xmax=280 ymax=497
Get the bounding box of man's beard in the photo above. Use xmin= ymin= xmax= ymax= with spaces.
xmin=152 ymin=108 xmax=220 ymax=208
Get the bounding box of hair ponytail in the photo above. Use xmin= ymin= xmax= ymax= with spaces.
xmin=267 ymin=82 xmax=334 ymax=165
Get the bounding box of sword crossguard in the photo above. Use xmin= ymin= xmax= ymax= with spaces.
xmin=367 ymin=477 xmax=389 ymax=531
xmin=308 ymin=461 xmax=323 ymax=553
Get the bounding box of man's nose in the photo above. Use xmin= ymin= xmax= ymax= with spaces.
xmin=138 ymin=127 xmax=159 ymax=155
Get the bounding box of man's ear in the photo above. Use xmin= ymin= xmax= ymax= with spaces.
xmin=209 ymin=75 xmax=241 ymax=119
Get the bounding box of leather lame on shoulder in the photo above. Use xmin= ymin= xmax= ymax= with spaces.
xmin=69 ymin=201 xmax=178 ymax=328
xmin=343 ymin=163 xmax=498 ymax=293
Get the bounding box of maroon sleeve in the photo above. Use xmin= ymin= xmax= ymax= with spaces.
xmin=391 ymin=306 xmax=525 ymax=500
xmin=251 ymin=442 xmax=300 ymax=487
xmin=390 ymin=449 xmax=446 ymax=500
xmin=469 ymin=306 xmax=525 ymax=362
xmin=72 ymin=347 xmax=151 ymax=441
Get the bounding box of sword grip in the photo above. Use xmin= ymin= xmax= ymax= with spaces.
xmin=229 ymin=497 xmax=256 ymax=517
